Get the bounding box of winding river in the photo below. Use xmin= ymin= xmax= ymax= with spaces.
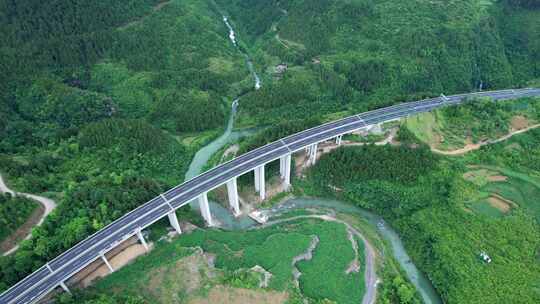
xmin=184 ymin=14 xmax=443 ymax=304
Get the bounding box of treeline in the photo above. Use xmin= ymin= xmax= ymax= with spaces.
xmin=467 ymin=127 xmax=540 ymax=176
xmin=0 ymin=193 xmax=37 ymax=243
xmin=57 ymin=294 xmax=144 ymax=304
xmin=311 ymin=145 xmax=438 ymax=187
xmin=441 ymin=98 xmax=512 ymax=142
xmin=0 ymin=78 xmax=114 ymax=152
xmin=0 ymin=119 xmax=196 ymax=291
xmin=310 ymin=145 xmax=450 ymax=219
xmin=0 ymin=0 xmax=246 ymax=293
xmin=148 ymin=90 xmax=226 ymax=133
xmin=215 ymin=0 xmax=282 ymax=38
xmin=0 ymin=0 xmax=161 ymax=88
xmin=1 ymin=0 xmax=247 ymax=155
xmin=238 ymin=118 xmax=322 ymax=154
xmin=426 ymin=96 xmax=540 ymax=147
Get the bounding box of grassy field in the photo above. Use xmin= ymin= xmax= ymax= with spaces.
xmin=65 ymin=219 xmax=366 ymax=304
xmin=296 ymin=221 xmax=364 ymax=304
xmin=404 ymin=112 xmax=442 ymax=147
xmin=404 ymin=97 xmax=540 ymax=151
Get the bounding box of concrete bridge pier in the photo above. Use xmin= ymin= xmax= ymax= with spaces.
xmin=254 ymin=166 xmax=260 ymax=191
xmin=336 ymin=135 xmax=343 ymax=146
xmin=279 ymin=156 xmax=286 ymax=178
xmin=282 ymin=154 xmax=292 ymax=189
xmin=254 ymin=165 xmax=265 ymax=200
xmin=167 ymin=211 xmax=182 ymax=235
xmin=198 ymin=192 xmax=214 ymax=226
xmin=100 ymin=252 xmax=114 ymax=273
xmin=309 ymin=143 xmax=318 ymax=165
xmin=136 ymin=229 xmax=149 ymax=251
xmin=226 ymin=178 xmax=240 ymax=216
xmin=59 ymin=281 xmax=71 ymax=294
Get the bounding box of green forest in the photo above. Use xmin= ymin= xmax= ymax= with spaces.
xmin=0 ymin=194 xmax=37 ymax=243
xmin=299 ymin=125 xmax=540 ymax=303
xmin=0 ymin=0 xmax=251 ymax=291
xmin=217 ymin=0 xmax=539 ymax=127
xmin=0 ymin=0 xmax=539 ymax=302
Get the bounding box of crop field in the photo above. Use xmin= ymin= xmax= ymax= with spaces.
xmin=462 ymin=165 xmax=540 ymax=220
xmin=482 ymin=175 xmax=540 ymax=221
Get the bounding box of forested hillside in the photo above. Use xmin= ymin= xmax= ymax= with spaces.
xmin=1 ymin=0 xmax=249 ymax=152
xmin=301 ymin=129 xmax=540 ymax=303
xmin=0 ymin=0 xmax=539 ymax=300
xmin=0 ymin=0 xmax=249 ymax=291
xmin=0 ymin=194 xmax=37 ymax=244
xmin=217 ymin=0 xmax=540 ymax=126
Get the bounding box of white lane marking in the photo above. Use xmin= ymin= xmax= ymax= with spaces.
xmin=8 ymin=206 xmax=170 ymax=303
xmin=280 ymin=139 xmax=293 ymax=153
xmin=7 ymin=89 xmax=538 ymax=304
xmin=356 ymin=115 xmax=366 ymax=126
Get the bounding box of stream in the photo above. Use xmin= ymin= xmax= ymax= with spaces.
xmin=185 ymin=14 xmax=442 ymax=304
xmin=223 ymin=16 xmax=261 ymax=90
xmin=185 ymin=15 xmax=263 ymax=228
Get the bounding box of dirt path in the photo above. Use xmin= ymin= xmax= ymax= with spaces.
xmin=256 ymin=214 xmax=378 ymax=304
xmin=0 ymin=174 xmax=57 ymax=256
xmin=291 ymin=236 xmax=319 ymax=287
xmin=431 ymin=124 xmax=540 ymax=156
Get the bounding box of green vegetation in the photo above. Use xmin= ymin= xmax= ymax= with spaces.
xmin=57 ymin=219 xmax=364 ymax=304
xmin=0 ymin=0 xmax=539 ymax=301
xmin=462 ymin=128 xmax=540 ymax=222
xmin=0 ymin=0 xmax=251 ymax=291
xmin=404 ymin=96 xmax=540 ymax=150
xmin=378 ymin=269 xmax=420 ymax=304
xmin=58 ymin=243 xmax=197 ymax=304
xmin=218 ymin=0 xmax=540 ymax=126
xmin=296 ymin=222 xmax=363 ymax=304
xmin=0 ymin=194 xmax=37 ymax=243
xmin=301 ymin=123 xmax=540 ymax=303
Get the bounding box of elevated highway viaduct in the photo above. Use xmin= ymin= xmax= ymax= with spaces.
xmin=1 ymin=88 xmax=539 ymax=304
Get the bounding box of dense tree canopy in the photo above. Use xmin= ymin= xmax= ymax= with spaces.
xmin=0 ymin=194 xmax=37 ymax=243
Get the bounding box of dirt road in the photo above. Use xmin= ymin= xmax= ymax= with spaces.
xmin=0 ymin=174 xmax=57 ymax=256
xmin=256 ymin=214 xmax=378 ymax=304
xmin=432 ymin=124 xmax=540 ymax=156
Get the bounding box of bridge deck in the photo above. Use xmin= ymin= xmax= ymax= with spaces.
xmin=2 ymin=88 xmax=539 ymax=304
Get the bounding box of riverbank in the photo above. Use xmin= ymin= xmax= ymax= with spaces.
xmin=258 ymin=213 xmax=378 ymax=304
xmin=0 ymin=174 xmax=57 ymax=256
xmin=75 ymin=212 xmax=372 ymax=304
xmin=182 ymin=103 xmax=440 ymax=303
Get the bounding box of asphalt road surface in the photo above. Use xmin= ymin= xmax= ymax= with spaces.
xmin=1 ymin=88 xmax=539 ymax=304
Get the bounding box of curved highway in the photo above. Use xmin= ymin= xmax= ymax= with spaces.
xmin=1 ymin=88 xmax=540 ymax=304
